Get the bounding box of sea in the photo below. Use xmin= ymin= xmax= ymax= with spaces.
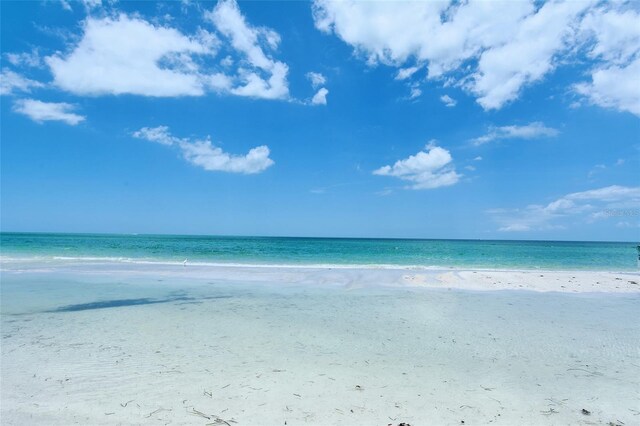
xmin=0 ymin=232 xmax=638 ymax=270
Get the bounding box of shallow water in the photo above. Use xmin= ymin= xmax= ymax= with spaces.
xmin=1 ymin=265 xmax=639 ymax=425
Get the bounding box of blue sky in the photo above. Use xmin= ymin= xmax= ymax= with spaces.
xmin=1 ymin=0 xmax=639 ymax=241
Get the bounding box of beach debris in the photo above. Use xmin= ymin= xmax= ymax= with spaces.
xmin=188 ymin=408 xmax=237 ymax=426
xmin=540 ymin=408 xmax=559 ymax=415
xmin=145 ymin=407 xmax=171 ymax=418
xmin=120 ymin=399 xmax=134 ymax=407
xmin=581 ymin=408 xmax=591 ymax=415
xmin=398 ymin=423 xmax=412 ymax=426
xmin=204 ymin=390 xmax=213 ymax=398
xmin=629 ymin=280 xmax=638 ymax=285
xmin=355 ymin=385 xmax=364 ymax=391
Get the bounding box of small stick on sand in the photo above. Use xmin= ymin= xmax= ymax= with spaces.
xmin=145 ymin=407 xmax=171 ymax=418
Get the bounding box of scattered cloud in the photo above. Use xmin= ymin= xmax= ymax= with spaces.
xmin=13 ymin=99 xmax=85 ymax=125
xmin=306 ymin=72 xmax=328 ymax=105
xmin=471 ymin=122 xmax=559 ymax=146
xmin=395 ymin=66 xmax=420 ymax=81
xmin=408 ymin=86 xmax=421 ymax=100
xmin=587 ymin=163 xmax=607 ymax=178
xmin=133 ymin=126 xmax=274 ymax=174
xmin=489 ymin=185 xmax=640 ymax=232
xmin=81 ymin=0 xmax=102 ymax=11
xmin=58 ymin=0 xmax=72 ymax=11
xmin=373 ymin=143 xmax=461 ymax=190
xmin=474 ymin=156 xmax=483 ymax=161
xmin=440 ymin=94 xmax=456 ymax=107
xmin=616 ymin=159 xmax=625 ymax=166
xmin=311 ymin=87 xmax=328 ymax=105
xmin=205 ymin=0 xmax=289 ymax=100
xmin=306 ymin=71 xmax=326 ymax=88
xmin=312 ymin=0 xmax=640 ymax=114
xmin=131 ymin=125 xmax=178 ymax=146
xmin=1 ymin=69 xmax=45 ymax=95
xmin=5 ymin=50 xmax=42 ymax=68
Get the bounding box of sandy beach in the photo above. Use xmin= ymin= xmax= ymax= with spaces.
xmin=1 ymin=260 xmax=639 ymax=425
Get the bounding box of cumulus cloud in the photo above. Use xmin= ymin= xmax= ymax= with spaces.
xmin=1 ymin=69 xmax=45 ymax=95
xmin=312 ymin=0 xmax=640 ymax=114
xmin=46 ymin=14 xmax=213 ymax=97
xmin=373 ymin=143 xmax=461 ymax=190
xmin=489 ymin=185 xmax=640 ymax=232
xmin=311 ymin=87 xmax=328 ymax=105
xmin=440 ymin=94 xmax=456 ymax=107
xmin=44 ymin=1 xmax=291 ymax=101
xmin=133 ymin=126 xmax=274 ymax=174
xmin=471 ymin=122 xmax=559 ymax=146
xmin=13 ymin=99 xmax=85 ymax=125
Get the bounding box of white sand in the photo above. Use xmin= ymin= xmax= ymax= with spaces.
xmin=1 ymin=261 xmax=639 ymax=425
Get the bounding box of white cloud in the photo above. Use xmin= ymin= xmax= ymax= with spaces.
xmin=373 ymin=143 xmax=461 ymax=190
xmin=489 ymin=185 xmax=640 ymax=232
xmin=306 ymin=71 xmax=326 ymax=88
xmin=13 ymin=99 xmax=85 ymax=125
xmin=574 ymin=6 xmax=640 ymax=116
xmin=471 ymin=0 xmax=592 ymax=110
xmin=440 ymin=94 xmax=456 ymax=107
xmin=132 ymin=126 xmax=179 ymax=146
xmin=395 ymin=66 xmax=420 ymax=81
xmin=311 ymin=87 xmax=328 ymax=105
xmin=45 ymin=1 xmax=292 ymax=101
xmin=574 ymin=58 xmax=640 ymax=116
xmin=312 ymin=0 xmax=640 ymax=114
xmin=5 ymin=50 xmax=42 ymax=68
xmin=82 ymin=0 xmax=102 ymax=10
xmin=205 ymin=0 xmax=289 ymax=100
xmin=474 ymin=156 xmax=483 ymax=161
xmin=471 ymin=122 xmax=559 ymax=146
xmin=408 ymin=87 xmax=421 ymax=99
xmin=59 ymin=0 xmax=72 ymax=11
xmin=0 ymin=69 xmax=45 ymax=95
xmin=133 ymin=126 xmax=274 ymax=174
xmin=46 ymin=14 xmax=212 ymax=97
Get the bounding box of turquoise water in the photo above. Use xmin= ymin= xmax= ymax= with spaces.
xmin=1 ymin=232 xmax=637 ymax=270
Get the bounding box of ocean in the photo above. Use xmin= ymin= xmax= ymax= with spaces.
xmin=0 ymin=232 xmax=638 ymax=270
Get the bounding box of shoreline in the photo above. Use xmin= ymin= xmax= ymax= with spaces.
xmin=2 ymin=257 xmax=639 ymax=294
